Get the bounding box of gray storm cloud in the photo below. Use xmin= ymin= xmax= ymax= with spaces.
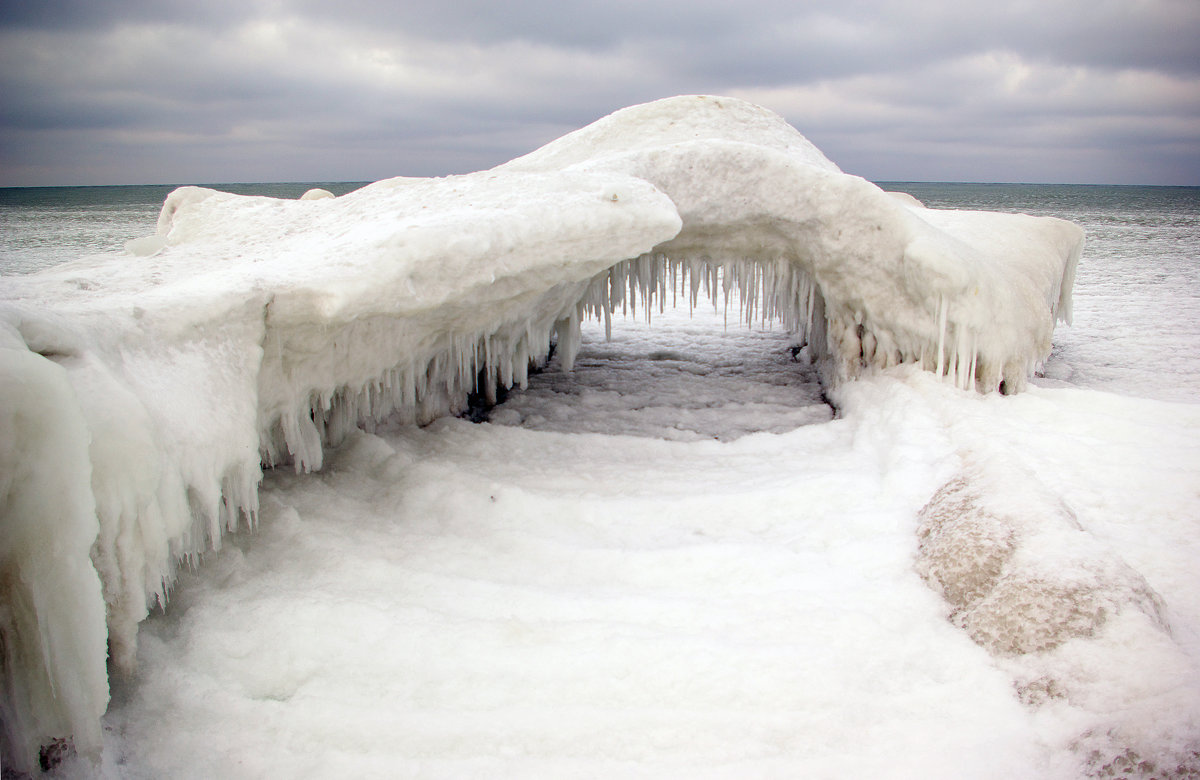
xmin=0 ymin=0 xmax=1196 ymax=185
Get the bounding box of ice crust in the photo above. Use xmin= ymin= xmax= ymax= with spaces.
xmin=0 ymin=95 xmax=1083 ymax=770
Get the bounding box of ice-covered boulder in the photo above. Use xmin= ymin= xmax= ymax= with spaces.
xmin=0 ymin=95 xmax=1082 ymax=771
xmin=916 ymin=462 xmax=1197 ymax=778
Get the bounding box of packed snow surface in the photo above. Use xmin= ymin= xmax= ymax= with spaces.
xmin=6 ymin=95 xmax=1185 ymax=778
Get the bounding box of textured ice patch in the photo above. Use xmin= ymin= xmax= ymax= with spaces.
xmin=916 ymin=465 xmax=1199 ymax=777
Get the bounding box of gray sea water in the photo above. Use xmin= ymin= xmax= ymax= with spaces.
xmin=0 ymin=182 xmax=369 ymax=275
xmin=2 ymin=181 xmax=1197 ymax=400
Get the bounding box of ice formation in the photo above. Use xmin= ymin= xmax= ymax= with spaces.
xmin=0 ymin=326 xmax=109 ymax=771
xmin=0 ymin=95 xmax=1082 ymax=770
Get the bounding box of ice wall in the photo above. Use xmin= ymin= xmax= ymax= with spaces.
xmin=0 ymin=95 xmax=1082 ymax=770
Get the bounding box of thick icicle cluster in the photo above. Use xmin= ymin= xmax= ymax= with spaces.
xmin=0 ymin=326 xmax=108 ymax=772
xmin=0 ymin=95 xmax=1083 ymax=771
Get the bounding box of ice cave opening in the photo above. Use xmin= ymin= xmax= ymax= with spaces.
xmin=460 ymin=258 xmax=835 ymax=441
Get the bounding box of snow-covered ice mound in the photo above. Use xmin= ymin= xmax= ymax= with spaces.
xmin=0 ymin=95 xmax=1084 ymax=773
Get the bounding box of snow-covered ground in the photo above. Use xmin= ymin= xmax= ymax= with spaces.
xmin=94 ymin=300 xmax=1200 ymax=779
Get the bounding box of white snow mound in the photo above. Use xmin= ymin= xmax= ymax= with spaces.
xmin=0 ymin=95 xmax=1082 ymax=771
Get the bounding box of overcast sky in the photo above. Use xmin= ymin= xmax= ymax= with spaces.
xmin=1 ymin=0 xmax=1197 ymax=186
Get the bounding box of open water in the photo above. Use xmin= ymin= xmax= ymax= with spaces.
xmin=0 ymin=182 xmax=369 ymax=275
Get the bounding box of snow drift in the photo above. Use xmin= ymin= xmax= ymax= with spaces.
xmin=0 ymin=95 xmax=1082 ymax=772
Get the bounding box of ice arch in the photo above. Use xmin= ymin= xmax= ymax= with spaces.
xmin=0 ymin=95 xmax=1082 ymax=772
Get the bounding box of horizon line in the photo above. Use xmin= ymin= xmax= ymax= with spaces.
xmin=2 ymin=178 xmax=1198 ymax=190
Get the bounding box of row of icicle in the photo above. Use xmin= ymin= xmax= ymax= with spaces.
xmin=271 ymin=254 xmax=827 ymax=470
xmin=270 ymin=252 xmax=1004 ymax=475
